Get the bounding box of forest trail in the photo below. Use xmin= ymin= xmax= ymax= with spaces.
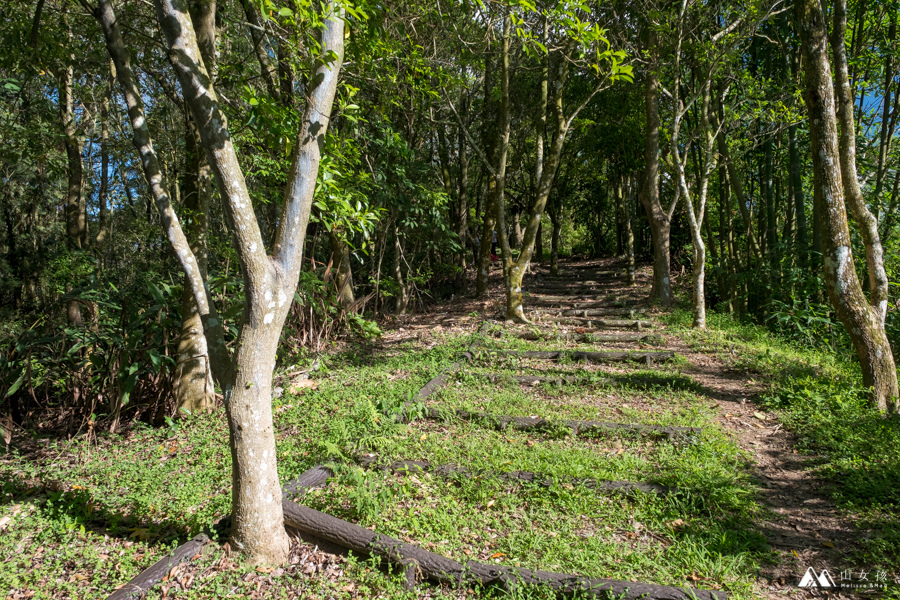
xmin=390 ymin=258 xmax=863 ymax=599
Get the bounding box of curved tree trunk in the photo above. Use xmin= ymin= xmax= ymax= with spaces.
xmin=796 ymin=0 xmax=899 ymax=412
xmin=830 ymin=0 xmax=889 ymax=324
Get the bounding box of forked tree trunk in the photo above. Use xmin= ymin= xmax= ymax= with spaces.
xmin=92 ymin=0 xmax=346 ymax=563
xmin=796 ymin=0 xmax=899 ymax=412
xmin=175 ymin=0 xmax=216 ymax=417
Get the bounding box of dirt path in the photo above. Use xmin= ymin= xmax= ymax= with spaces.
xmin=394 ymin=258 xmax=865 ymax=599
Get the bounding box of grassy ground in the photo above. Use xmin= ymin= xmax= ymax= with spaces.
xmin=1 ymin=296 xmax=898 ymax=598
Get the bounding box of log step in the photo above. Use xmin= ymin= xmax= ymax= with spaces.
xmin=484 ymin=373 xmax=601 ymax=386
xmin=541 ymin=316 xmax=654 ymax=329
xmin=492 ymin=350 xmax=674 ymax=364
xmin=424 ymin=407 xmax=700 ymax=439
xmin=504 ymin=331 xmax=652 ymax=343
xmin=357 ymin=456 xmax=670 ymax=496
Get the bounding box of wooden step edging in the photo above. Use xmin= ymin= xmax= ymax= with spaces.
xmin=423 ymin=407 xmax=700 ymax=440
xmin=492 ymin=350 xmax=676 ymax=365
xmin=541 ymin=316 xmax=653 ymax=329
xmin=505 ymin=330 xmax=652 ymax=343
xmin=357 ymin=456 xmax=670 ymax=495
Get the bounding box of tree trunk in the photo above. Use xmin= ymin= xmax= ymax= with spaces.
xmin=475 ymin=193 xmax=496 ymax=298
xmin=329 ymin=228 xmax=355 ymax=310
xmin=393 ymin=218 xmax=410 ymax=313
xmin=672 ymin=81 xmax=716 ymax=330
xmin=97 ymin=0 xmax=345 ymax=563
xmin=549 ymin=209 xmax=561 ymax=277
xmin=237 ymin=0 xmax=279 ymax=99
xmin=96 ymin=68 xmax=111 ymax=246
xmin=639 ymin=32 xmax=674 ymax=305
xmin=624 ymin=176 xmax=636 ymax=286
xmin=59 ymin=58 xmax=87 ymax=328
xmin=175 ymin=0 xmax=216 ymax=417
xmin=831 ymin=0 xmax=890 ymax=324
xmin=510 ymin=206 xmax=521 ymax=250
xmin=763 ymin=136 xmax=777 ymax=273
xmin=457 ymin=94 xmax=469 ymax=271
xmin=796 ymin=0 xmax=899 ymax=411
xmin=789 ymin=123 xmax=807 ymax=268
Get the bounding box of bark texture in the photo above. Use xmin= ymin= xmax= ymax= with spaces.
xmin=640 ymin=32 xmax=674 ymax=305
xmin=93 ymin=0 xmax=346 ymax=562
xmin=174 ymin=0 xmax=217 ymax=416
xmin=796 ymin=0 xmax=899 ymax=411
xmin=830 ymin=0 xmax=889 ymax=324
xmin=282 ymin=499 xmax=724 ymax=599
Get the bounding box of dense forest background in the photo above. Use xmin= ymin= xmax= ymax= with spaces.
xmin=0 ymin=0 xmax=897 ymax=427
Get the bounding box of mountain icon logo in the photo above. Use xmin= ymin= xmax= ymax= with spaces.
xmin=798 ymin=567 xmax=836 ymax=588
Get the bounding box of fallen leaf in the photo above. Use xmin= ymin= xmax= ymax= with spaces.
xmin=486 ymin=500 xmax=495 ymax=508
xmin=669 ymin=519 xmax=685 ymax=529
xmin=288 ymin=380 xmax=318 ymax=394
xmin=490 ymin=552 xmax=506 ymax=559
xmin=753 ymin=412 xmax=767 ymax=421
xmin=822 ymin=541 xmax=835 ymax=548
xmin=0 ymin=516 xmax=11 ymax=530
xmin=129 ymin=528 xmax=152 ymax=540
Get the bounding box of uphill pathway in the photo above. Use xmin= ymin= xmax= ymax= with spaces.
xmin=382 ymin=257 xmax=868 ymax=599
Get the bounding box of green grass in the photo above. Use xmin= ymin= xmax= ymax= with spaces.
xmin=2 ymin=317 xmax=841 ymax=599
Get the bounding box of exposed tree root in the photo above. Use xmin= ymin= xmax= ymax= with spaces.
xmin=281 ymin=469 xmax=724 ymax=599
xmin=356 ymin=455 xmax=671 ymax=495
xmin=106 ymin=534 xmax=209 ymax=600
xmin=423 ymin=407 xmax=700 ymax=440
